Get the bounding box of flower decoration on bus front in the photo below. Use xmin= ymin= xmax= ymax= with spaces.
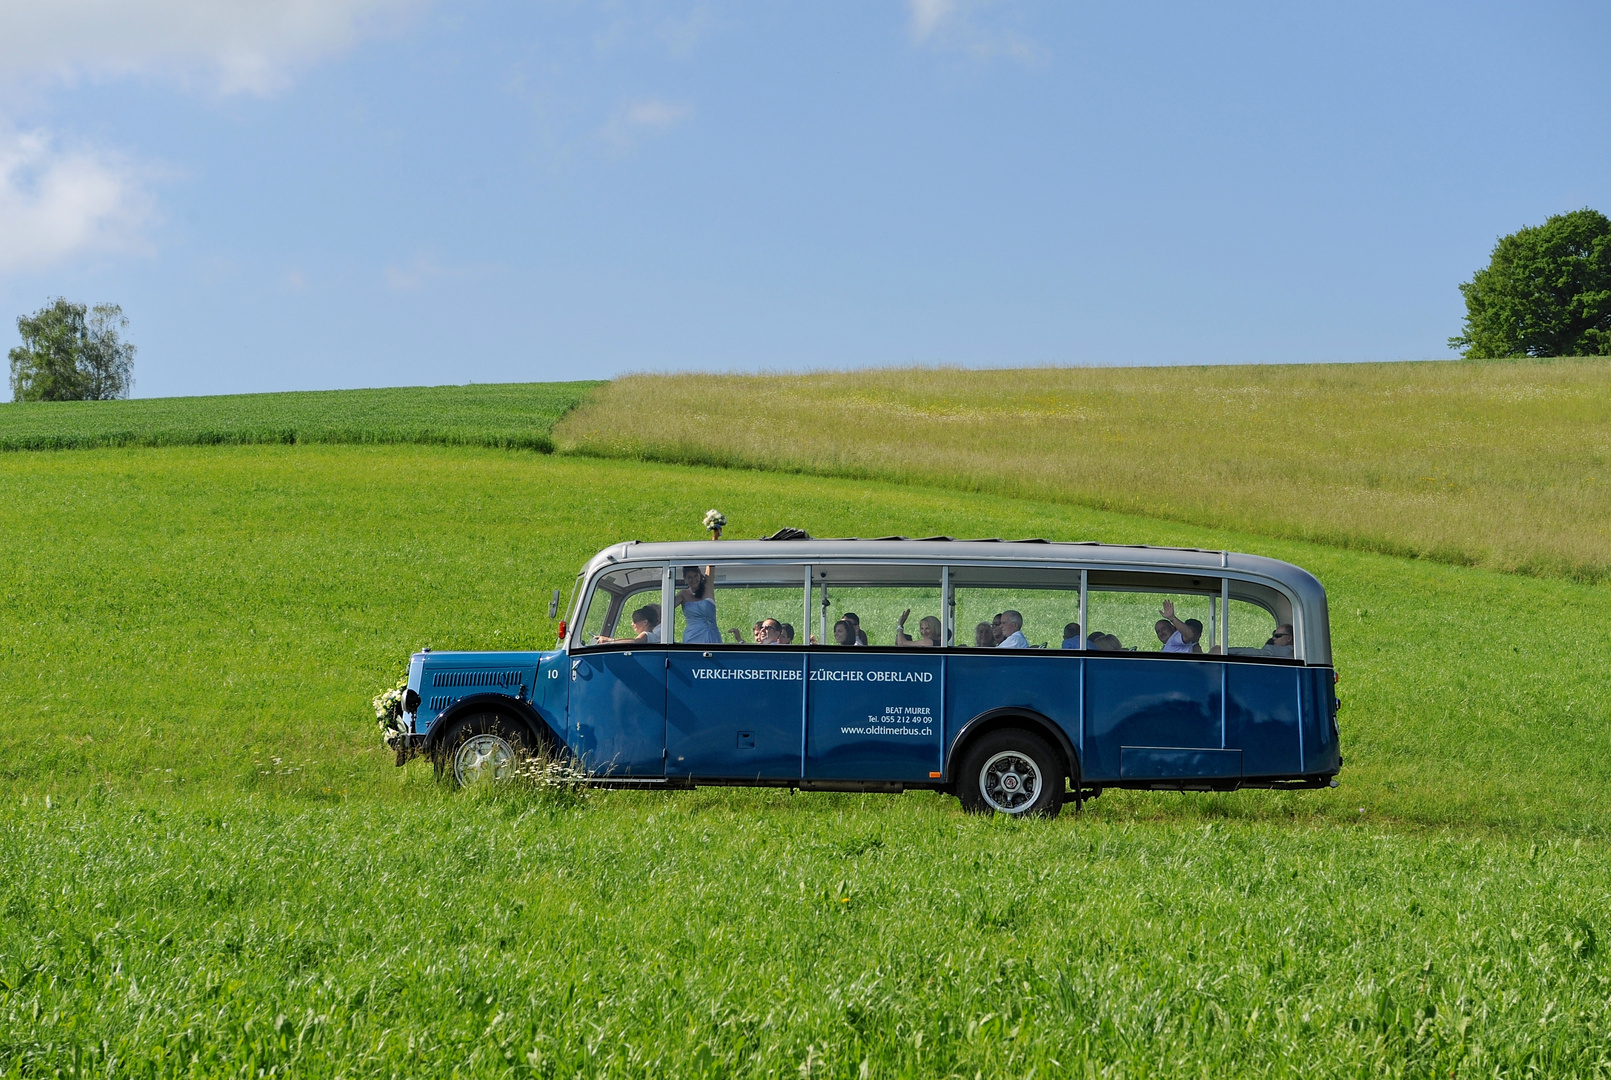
xmin=372 ymin=671 xmax=410 ymax=745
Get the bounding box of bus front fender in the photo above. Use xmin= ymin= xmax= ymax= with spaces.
xmin=423 ymin=693 xmax=562 ymax=758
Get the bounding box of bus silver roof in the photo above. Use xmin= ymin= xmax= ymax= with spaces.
xmin=580 ymin=538 xmax=1331 ymax=664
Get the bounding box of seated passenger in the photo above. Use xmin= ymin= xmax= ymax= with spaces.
xmin=1156 ymin=601 xmax=1202 ymax=653
xmin=973 ymin=622 xmax=994 ymax=648
xmin=1061 ymin=622 xmax=1082 ymax=650
xmin=843 ymin=612 xmax=869 ymax=646
xmin=1185 ymin=619 xmax=1204 ymax=653
xmin=759 ymin=618 xmax=784 ymax=644
xmin=896 ymin=609 xmax=941 ymax=646
xmin=599 ymin=604 xmax=662 ymax=644
xmin=996 ymin=610 xmax=1029 ymax=649
xmin=990 ymin=613 xmax=1004 ymax=644
xmin=832 ymin=619 xmax=856 ymax=646
xmin=1264 ymin=624 xmax=1294 ymax=657
xmin=1227 ymin=624 xmax=1294 ymax=657
xmin=1089 ymin=632 xmax=1123 ymax=652
xmin=780 ymin=622 xmax=796 ymax=644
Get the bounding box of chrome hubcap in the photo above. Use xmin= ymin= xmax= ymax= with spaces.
xmin=454 ymin=733 xmax=515 ymax=786
xmin=979 ymin=750 xmax=1042 ymax=813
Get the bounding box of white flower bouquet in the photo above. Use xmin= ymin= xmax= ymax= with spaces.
xmin=703 ymin=509 xmax=726 ymax=538
xmin=373 ymin=671 xmax=411 ymax=745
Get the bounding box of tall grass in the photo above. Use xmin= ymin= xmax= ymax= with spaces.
xmin=0 ymin=380 xmax=602 ymax=453
xmin=554 ymin=359 xmax=1611 ymax=581
xmin=3 ymin=791 xmax=1607 ymax=1078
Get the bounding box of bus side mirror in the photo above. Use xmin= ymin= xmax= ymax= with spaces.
xmin=548 ymin=589 xmax=560 ymax=619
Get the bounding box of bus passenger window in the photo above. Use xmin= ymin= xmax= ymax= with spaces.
xmin=1085 ymin=571 xmax=1221 ymax=656
xmin=1226 ymin=598 xmax=1293 ymax=656
xmin=1087 ymin=590 xmax=1211 ymax=654
xmin=672 ymin=565 xmax=807 ymax=645
xmin=811 ymin=565 xmax=942 ymax=646
xmin=951 ymin=566 xmax=1081 ymax=649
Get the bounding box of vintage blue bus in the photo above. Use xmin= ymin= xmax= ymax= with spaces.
xmin=387 ymin=536 xmax=1341 ymax=816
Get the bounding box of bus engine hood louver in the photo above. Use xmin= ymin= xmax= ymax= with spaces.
xmin=428 ymin=670 xmax=524 ymax=689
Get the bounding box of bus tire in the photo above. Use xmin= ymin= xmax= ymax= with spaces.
xmin=435 ymin=712 xmax=529 ymax=788
xmin=957 ymin=729 xmax=1064 ymax=818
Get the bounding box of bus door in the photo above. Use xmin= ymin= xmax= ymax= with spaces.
xmin=667 ymin=566 xmax=807 ymax=780
xmin=569 ymin=566 xmax=669 ymax=777
xmin=805 ymin=565 xmax=945 ymax=782
xmin=1223 ymin=593 xmax=1304 ymax=777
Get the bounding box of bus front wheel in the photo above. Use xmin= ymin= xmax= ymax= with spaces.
xmin=957 ymin=730 xmax=1064 ymax=818
xmin=435 ymin=712 xmax=528 ymax=788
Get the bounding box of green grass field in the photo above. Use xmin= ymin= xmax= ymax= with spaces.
xmin=555 ymin=360 xmax=1611 ymax=582
xmin=3 ymin=439 xmax=1609 ymax=1077
xmin=0 ymin=381 xmax=601 ymax=453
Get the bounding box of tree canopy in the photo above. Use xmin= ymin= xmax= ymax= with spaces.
xmin=8 ymin=299 xmax=136 ymax=402
xmin=1450 ymin=208 xmax=1611 ymax=359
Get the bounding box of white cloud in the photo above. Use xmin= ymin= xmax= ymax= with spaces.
xmin=384 ymin=253 xmax=458 ymax=293
xmin=0 ymin=126 xmax=155 ymax=273
xmin=909 ymin=0 xmax=956 ymax=41
xmin=624 ymin=99 xmax=693 ymax=130
xmin=906 ymin=0 xmax=1045 ymax=63
xmin=600 ymin=98 xmax=693 ymax=149
xmin=594 ymin=3 xmax=716 ymax=59
xmin=0 ymin=0 xmax=427 ymax=96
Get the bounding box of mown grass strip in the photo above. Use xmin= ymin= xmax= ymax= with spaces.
xmin=553 ymin=360 xmax=1611 ymax=582
xmin=0 ymin=381 xmax=603 ymax=453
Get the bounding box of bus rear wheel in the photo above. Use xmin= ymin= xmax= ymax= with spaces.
xmin=957 ymin=730 xmax=1064 ymax=818
xmin=435 ymin=713 xmax=529 ymax=788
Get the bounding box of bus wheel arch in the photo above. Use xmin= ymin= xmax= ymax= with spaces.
xmin=427 ymin=701 xmax=549 ymax=787
xmin=948 ymin=711 xmax=1075 ymax=818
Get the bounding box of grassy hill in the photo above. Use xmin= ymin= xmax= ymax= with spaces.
xmin=0 ymin=380 xmax=601 ymax=452
xmin=2 ymin=441 xmax=1608 ymax=1076
xmin=555 ymin=359 xmax=1611 ymax=581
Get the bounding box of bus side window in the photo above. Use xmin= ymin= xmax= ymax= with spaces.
xmin=950 ymin=567 xmax=1082 ymax=649
xmin=674 ymin=565 xmax=808 ymax=645
xmin=1086 ymin=589 xmax=1213 ymax=654
xmin=812 ymin=566 xmax=943 ymax=646
xmin=1223 ymin=581 xmax=1295 ymax=657
xmin=1083 ymin=571 xmax=1225 ymax=655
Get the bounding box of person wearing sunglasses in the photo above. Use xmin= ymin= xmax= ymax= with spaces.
xmin=1263 ymin=624 xmax=1295 ymax=657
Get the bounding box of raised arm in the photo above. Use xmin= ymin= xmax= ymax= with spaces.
xmin=676 ymin=565 xmax=717 ymax=606
xmin=1160 ymin=600 xmax=1199 ymax=643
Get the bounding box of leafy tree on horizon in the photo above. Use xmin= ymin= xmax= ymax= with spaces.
xmin=8 ymin=299 xmax=136 ymax=402
xmin=1450 ymin=208 xmax=1611 ymax=358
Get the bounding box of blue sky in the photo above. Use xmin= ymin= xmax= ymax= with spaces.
xmin=2 ymin=0 xmax=1608 ymax=398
